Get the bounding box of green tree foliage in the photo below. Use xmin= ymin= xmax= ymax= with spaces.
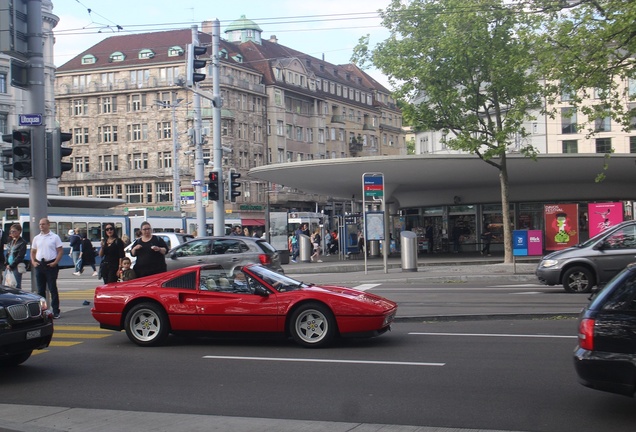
xmin=353 ymin=0 xmax=544 ymax=262
xmin=534 ymin=0 xmax=636 ymax=132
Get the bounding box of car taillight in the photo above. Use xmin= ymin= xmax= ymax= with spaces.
xmin=259 ymin=254 xmax=271 ymax=265
xmin=578 ymin=318 xmax=595 ymax=351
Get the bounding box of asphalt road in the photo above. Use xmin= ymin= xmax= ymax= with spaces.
xmin=1 ymin=313 xmax=634 ymax=432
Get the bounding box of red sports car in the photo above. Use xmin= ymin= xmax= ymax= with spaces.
xmin=92 ymin=264 xmax=397 ymax=348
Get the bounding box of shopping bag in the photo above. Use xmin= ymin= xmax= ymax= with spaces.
xmin=17 ymin=263 xmax=26 ymax=274
xmin=3 ymin=269 xmax=17 ymax=288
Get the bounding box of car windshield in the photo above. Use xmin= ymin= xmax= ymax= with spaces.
xmin=249 ymin=265 xmax=310 ymax=292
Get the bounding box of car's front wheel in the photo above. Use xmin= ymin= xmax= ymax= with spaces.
xmin=289 ymin=302 xmax=336 ymax=348
xmin=124 ymin=303 xmax=170 ymax=346
xmin=562 ymin=266 xmax=595 ymax=293
xmin=0 ymin=351 xmax=32 ymax=367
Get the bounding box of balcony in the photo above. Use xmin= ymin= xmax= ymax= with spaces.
xmin=330 ymin=115 xmax=346 ymax=124
xmin=362 ymin=123 xmax=376 ymax=131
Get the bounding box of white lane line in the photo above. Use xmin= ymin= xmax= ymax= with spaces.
xmin=202 ymin=355 xmax=444 ymax=367
xmin=410 ymin=332 xmax=576 ymax=339
xmin=511 ymin=292 xmax=545 ymax=295
xmin=354 ymin=283 xmax=381 ymax=291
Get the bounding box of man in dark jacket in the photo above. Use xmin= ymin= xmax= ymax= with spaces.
xmin=70 ymin=228 xmax=82 ymax=274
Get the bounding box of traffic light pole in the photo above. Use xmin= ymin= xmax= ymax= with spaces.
xmin=27 ymin=0 xmax=47 ymax=241
xmin=191 ymin=25 xmax=206 ymax=237
xmin=20 ymin=0 xmax=47 ymax=298
xmin=211 ymin=20 xmax=225 ymax=236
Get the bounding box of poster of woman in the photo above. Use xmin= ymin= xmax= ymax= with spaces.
xmin=588 ymin=202 xmax=623 ymax=237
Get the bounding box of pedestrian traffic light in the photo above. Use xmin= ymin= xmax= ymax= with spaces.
xmin=2 ymin=129 xmax=32 ymax=179
xmin=46 ymin=128 xmax=73 ymax=178
xmin=229 ymin=171 xmax=242 ymax=202
xmin=208 ymin=170 xmax=219 ymax=201
xmin=186 ymin=43 xmax=208 ymax=87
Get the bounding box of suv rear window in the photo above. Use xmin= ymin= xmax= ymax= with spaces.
xmin=256 ymin=240 xmax=276 ymax=253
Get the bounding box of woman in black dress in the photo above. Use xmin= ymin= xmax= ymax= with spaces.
xmin=99 ymin=223 xmax=125 ymax=283
xmin=130 ymin=221 xmax=168 ymax=278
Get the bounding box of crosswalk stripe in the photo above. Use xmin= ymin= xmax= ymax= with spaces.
xmin=53 ymin=333 xmax=111 ymax=339
xmin=49 ymin=341 xmax=82 ymax=347
xmin=54 ymin=325 xmax=109 ymax=332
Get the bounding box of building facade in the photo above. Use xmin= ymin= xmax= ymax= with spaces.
xmin=52 ymin=16 xmax=406 ymax=225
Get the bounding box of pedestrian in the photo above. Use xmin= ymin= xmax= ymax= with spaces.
xmin=425 ymin=224 xmax=434 ymax=253
xmin=99 ymin=223 xmax=125 ymax=284
xmin=481 ymin=224 xmax=493 ymax=256
xmin=330 ymin=230 xmax=339 ymax=255
xmin=324 ymin=230 xmax=332 ymax=256
xmin=130 ymin=221 xmax=168 ymax=278
xmin=119 ymin=257 xmax=136 ymax=281
xmin=452 ymin=224 xmax=463 ymax=253
xmin=30 ymin=218 xmax=63 ymax=319
xmin=311 ymin=228 xmax=323 ymax=262
xmin=230 ymin=225 xmax=243 ymax=236
xmin=79 ymin=233 xmax=98 ymax=276
xmin=69 ymin=228 xmax=82 ymax=274
xmin=5 ymin=223 xmax=27 ymax=289
xmin=243 ymin=227 xmax=251 ymax=237
xmin=357 ymin=231 xmax=365 ymax=256
xmin=291 ymin=224 xmax=306 ymax=262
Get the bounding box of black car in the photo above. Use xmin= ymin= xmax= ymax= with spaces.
xmin=574 ymin=263 xmax=636 ymax=396
xmin=0 ymin=285 xmax=54 ymax=367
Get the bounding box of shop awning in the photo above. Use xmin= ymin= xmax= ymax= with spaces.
xmin=241 ymin=218 xmax=265 ymax=226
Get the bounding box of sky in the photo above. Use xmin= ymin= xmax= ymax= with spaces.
xmin=50 ymin=0 xmax=394 ymax=88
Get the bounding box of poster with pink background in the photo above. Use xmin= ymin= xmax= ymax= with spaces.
xmin=588 ymin=202 xmax=623 ymax=237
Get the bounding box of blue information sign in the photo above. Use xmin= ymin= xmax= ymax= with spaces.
xmin=513 ymin=230 xmax=528 ymax=256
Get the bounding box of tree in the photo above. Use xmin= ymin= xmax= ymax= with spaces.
xmin=353 ymin=0 xmax=544 ymax=263
xmin=533 ymin=0 xmax=636 ymax=182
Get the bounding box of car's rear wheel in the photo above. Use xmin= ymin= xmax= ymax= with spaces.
xmin=563 ymin=266 xmax=595 ymax=293
xmin=289 ymin=302 xmax=336 ymax=348
xmin=0 ymin=351 xmax=32 ymax=367
xmin=124 ymin=303 xmax=170 ymax=346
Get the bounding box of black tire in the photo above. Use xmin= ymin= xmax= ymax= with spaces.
xmin=562 ymin=266 xmax=595 ymax=293
xmin=0 ymin=351 xmax=32 ymax=367
xmin=124 ymin=302 xmax=170 ymax=347
xmin=289 ymin=302 xmax=336 ymax=348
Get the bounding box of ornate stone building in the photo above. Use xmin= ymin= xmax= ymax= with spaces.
xmin=53 ymin=16 xmax=406 ymax=222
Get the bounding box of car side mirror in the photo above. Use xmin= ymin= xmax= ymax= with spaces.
xmin=253 ymin=285 xmax=270 ymax=297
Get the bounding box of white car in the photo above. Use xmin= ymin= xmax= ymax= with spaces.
xmin=125 ymin=232 xmax=194 ymax=265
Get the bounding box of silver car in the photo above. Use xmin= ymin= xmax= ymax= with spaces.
xmin=165 ymin=236 xmax=284 ymax=273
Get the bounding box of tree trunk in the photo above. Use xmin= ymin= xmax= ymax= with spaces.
xmin=499 ymin=155 xmax=513 ymax=263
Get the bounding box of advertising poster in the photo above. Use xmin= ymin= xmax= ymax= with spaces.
xmin=588 ymin=202 xmax=623 ymax=237
xmin=544 ymin=204 xmax=579 ymax=251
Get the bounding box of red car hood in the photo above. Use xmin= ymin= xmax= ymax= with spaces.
xmin=302 ymin=284 xmax=397 ymax=309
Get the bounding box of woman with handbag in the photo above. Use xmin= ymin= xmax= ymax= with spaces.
xmin=5 ymin=223 xmax=27 ymax=289
xmin=99 ymin=223 xmax=125 ymax=284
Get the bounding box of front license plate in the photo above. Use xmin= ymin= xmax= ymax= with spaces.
xmin=26 ymin=329 xmax=41 ymax=340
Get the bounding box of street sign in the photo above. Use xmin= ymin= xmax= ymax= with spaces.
xmin=363 ymin=173 xmax=384 ymax=199
xmin=19 ymin=114 xmax=42 ymax=126
xmin=191 ymin=180 xmax=202 ymax=186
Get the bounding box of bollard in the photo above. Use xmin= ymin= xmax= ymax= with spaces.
xmin=299 ymin=234 xmax=312 ymax=263
xmin=400 ymin=231 xmax=418 ymax=272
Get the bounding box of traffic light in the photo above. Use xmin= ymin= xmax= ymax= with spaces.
xmin=208 ymin=170 xmax=219 ymax=201
xmin=2 ymin=129 xmax=32 ymax=179
xmin=186 ymin=43 xmax=208 ymax=87
xmin=229 ymin=171 xmax=242 ymax=202
xmin=46 ymin=128 xmax=73 ymax=178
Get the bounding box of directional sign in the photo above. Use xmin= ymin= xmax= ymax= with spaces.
xmin=191 ymin=179 xmax=202 ymax=186
xmin=19 ymin=114 xmax=42 ymax=126
xmin=363 ymin=174 xmax=384 ymax=199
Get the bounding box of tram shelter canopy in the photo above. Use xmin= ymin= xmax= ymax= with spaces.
xmin=249 ymin=154 xmax=636 ymax=209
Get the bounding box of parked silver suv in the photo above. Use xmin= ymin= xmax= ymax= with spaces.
xmin=165 ymin=236 xmax=284 ymax=273
xmin=536 ymin=220 xmax=636 ymax=293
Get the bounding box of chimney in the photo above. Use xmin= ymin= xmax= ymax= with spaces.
xmin=201 ymin=20 xmax=213 ymax=35
xmin=269 ymin=35 xmax=278 ymax=44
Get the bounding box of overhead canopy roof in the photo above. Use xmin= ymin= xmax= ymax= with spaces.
xmin=249 ymin=154 xmax=636 ymax=208
xmin=0 ymin=194 xmax=125 ymax=210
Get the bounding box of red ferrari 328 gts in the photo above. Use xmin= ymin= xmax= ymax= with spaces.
xmin=92 ymin=264 xmax=397 ymax=348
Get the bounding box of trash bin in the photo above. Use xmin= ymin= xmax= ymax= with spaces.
xmin=278 ymin=249 xmax=290 ymax=265
xmin=400 ymin=231 xmax=418 ymax=272
xmin=299 ymin=234 xmax=312 ymax=263
xmin=369 ymin=240 xmax=380 ymax=257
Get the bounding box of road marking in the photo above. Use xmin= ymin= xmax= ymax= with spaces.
xmin=203 ymin=355 xmax=444 ymax=367
xmin=354 ymin=283 xmax=381 ymax=291
xmin=409 ymin=332 xmax=576 ymax=339
xmin=49 ymin=341 xmax=83 ymax=347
